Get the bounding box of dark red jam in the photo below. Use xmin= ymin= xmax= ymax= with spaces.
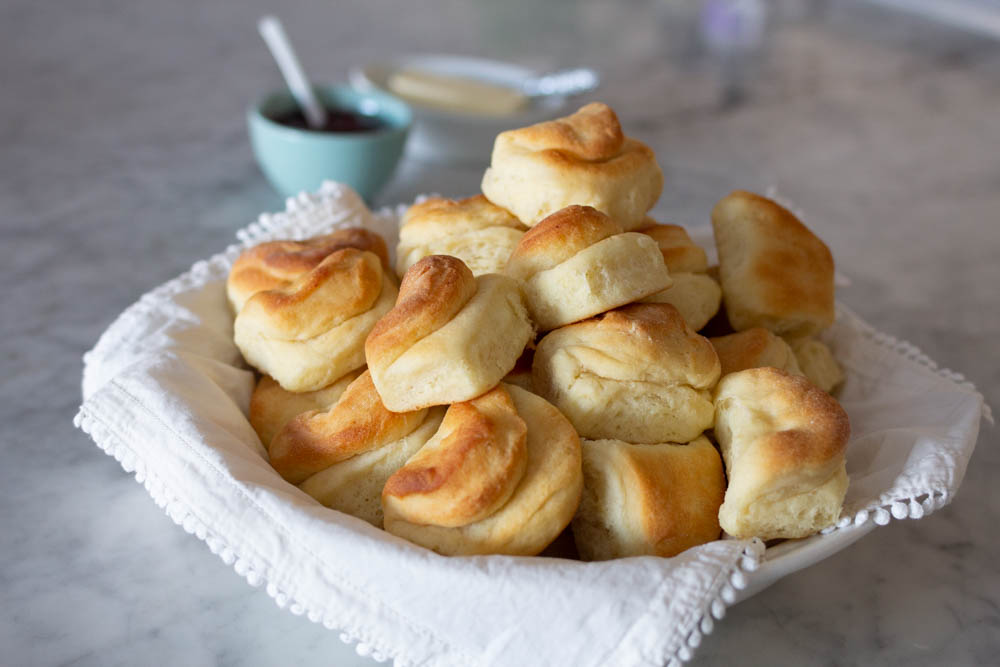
xmin=269 ymin=107 xmax=385 ymax=133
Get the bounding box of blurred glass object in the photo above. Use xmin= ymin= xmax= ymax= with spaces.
xmin=699 ymin=0 xmax=768 ymax=107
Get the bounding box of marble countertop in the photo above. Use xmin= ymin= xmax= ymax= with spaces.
xmin=2 ymin=1 xmax=998 ymax=665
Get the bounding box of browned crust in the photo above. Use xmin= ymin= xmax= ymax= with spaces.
xmin=710 ymin=327 xmax=786 ymax=376
xmin=509 ymin=102 xmax=624 ymax=162
xmin=249 ymin=372 xmax=359 ymax=449
xmin=717 ymin=367 xmax=850 ymax=472
xmin=228 ymin=228 xmax=389 ymax=307
xmin=383 ymin=385 xmax=529 ymax=527
xmin=592 ymin=303 xmax=719 ymax=370
xmin=759 ymin=371 xmax=850 ymax=469
xmin=712 ymin=190 xmax=835 ymax=334
xmin=401 ymin=194 xmax=523 ymax=231
xmin=505 ymin=205 xmax=623 ymax=280
xmin=533 ymin=302 xmax=720 ymax=391
xmin=382 ymin=404 xmax=490 ymax=497
xmin=243 ymin=248 xmax=385 ymax=339
xmin=636 ymin=222 xmax=708 ymax=274
xmin=268 ymin=371 xmax=428 ymax=484
xmin=365 ymin=255 xmax=478 ymax=370
xmin=626 ymin=439 xmax=725 ymax=556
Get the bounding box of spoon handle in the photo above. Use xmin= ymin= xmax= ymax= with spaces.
xmin=258 ymin=16 xmax=327 ymax=128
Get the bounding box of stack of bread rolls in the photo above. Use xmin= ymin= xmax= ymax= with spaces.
xmin=229 ymin=102 xmax=851 ymax=559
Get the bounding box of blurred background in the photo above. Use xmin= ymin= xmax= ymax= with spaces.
xmin=2 ymin=1 xmax=998 ymax=665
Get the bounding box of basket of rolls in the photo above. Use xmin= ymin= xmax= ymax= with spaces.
xmin=76 ymin=103 xmax=988 ymax=667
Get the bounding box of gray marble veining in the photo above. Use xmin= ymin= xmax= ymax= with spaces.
xmin=2 ymin=1 xmax=998 ymax=665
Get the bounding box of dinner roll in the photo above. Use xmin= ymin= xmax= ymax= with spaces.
xmin=481 ymin=103 xmax=663 ymax=229
xmin=382 ymin=384 xmax=583 ymax=556
xmin=503 ymin=348 xmax=536 ymax=394
xmin=712 ymin=190 xmax=835 ymax=336
xmin=714 ymin=367 xmax=850 ymax=540
xmin=227 ymin=228 xmax=389 ymax=313
xmin=710 ymin=327 xmax=803 ymax=377
xmin=532 ymin=303 xmax=720 ymax=444
xmin=396 ymin=194 xmax=526 ymax=277
xmin=786 ymin=336 xmax=845 ymax=393
xmin=642 ymin=273 xmax=721 ymax=332
xmin=505 ymin=205 xmax=672 ymax=331
xmin=572 ymin=436 xmax=725 ymax=560
xmin=269 ymin=371 xmax=445 ymax=526
xmin=365 ymin=255 xmax=533 ymax=412
xmin=638 ymin=221 xmax=721 ymax=331
xmin=234 ymin=248 xmax=397 ymax=392
xmin=249 ymin=371 xmax=361 ymax=448
xmin=639 ymin=220 xmax=709 ymax=273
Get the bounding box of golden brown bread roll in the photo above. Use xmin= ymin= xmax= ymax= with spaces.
xmin=532 ymin=303 xmax=720 ymax=444
xmin=710 ymin=327 xmax=803 ymax=377
xmin=572 ymin=436 xmax=725 ymax=560
xmin=639 ymin=220 xmax=710 ymax=273
xmin=714 ymin=367 xmax=850 ymax=539
xmin=234 ymin=248 xmax=397 ymax=392
xmin=396 ymin=195 xmax=526 ymax=277
xmin=382 ymin=383 xmax=583 ymax=556
xmin=786 ymin=336 xmax=845 ymax=393
xmin=637 ymin=221 xmax=722 ymax=331
xmin=365 ymin=255 xmax=533 ymax=412
xmin=712 ymin=191 xmax=835 ymax=337
xmin=249 ymin=371 xmax=362 ymax=448
xmin=481 ymin=103 xmax=663 ymax=229
xmin=505 ymin=205 xmax=672 ymax=331
xmin=269 ymin=371 xmax=445 ymax=526
xmin=227 ymin=228 xmax=389 ymax=313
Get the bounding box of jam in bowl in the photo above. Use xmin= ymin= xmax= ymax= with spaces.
xmin=248 ymin=84 xmax=411 ymax=200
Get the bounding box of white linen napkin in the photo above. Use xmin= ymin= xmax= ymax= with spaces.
xmin=74 ymin=182 xmax=988 ymax=667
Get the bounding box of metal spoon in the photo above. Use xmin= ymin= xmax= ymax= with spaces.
xmin=258 ymin=15 xmax=328 ymax=129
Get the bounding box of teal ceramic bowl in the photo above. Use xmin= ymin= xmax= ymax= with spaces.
xmin=248 ymin=84 xmax=411 ymax=200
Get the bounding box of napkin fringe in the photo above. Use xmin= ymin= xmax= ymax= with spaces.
xmin=72 ymin=405 xmax=444 ymax=667
xmin=812 ymin=304 xmax=988 ymax=537
xmin=663 ymin=539 xmax=765 ymax=667
xmin=820 ymin=489 xmax=950 ymax=537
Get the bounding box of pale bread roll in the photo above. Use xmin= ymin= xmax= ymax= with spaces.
xmin=249 ymin=371 xmax=362 ymax=448
xmin=710 ymin=327 xmax=803 ymax=377
xmin=227 ymin=228 xmax=389 ymax=313
xmin=714 ymin=367 xmax=850 ymax=539
xmin=502 ymin=349 xmax=536 ymax=394
xmin=383 ymin=384 xmax=583 ymax=556
xmin=396 ymin=194 xmax=526 ymax=277
xmin=234 ymin=248 xmax=397 ymax=392
xmin=532 ymin=303 xmax=720 ymax=444
xmin=642 ymin=273 xmax=722 ymax=332
xmin=638 ymin=222 xmax=721 ymax=330
xmin=572 ymin=436 xmax=725 ymax=560
xmin=786 ymin=336 xmax=845 ymax=393
xmin=481 ymin=103 xmax=663 ymax=229
xmin=365 ymin=255 xmax=533 ymax=412
xmin=269 ymin=371 xmax=444 ymax=526
xmin=505 ymin=205 xmax=671 ymax=331
xmin=712 ymin=190 xmax=835 ymax=336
